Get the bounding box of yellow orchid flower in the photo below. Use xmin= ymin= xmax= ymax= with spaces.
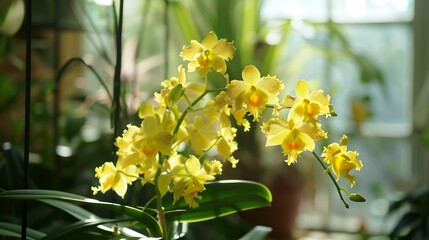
xmin=322 ymin=135 xmax=363 ymax=187
xmin=106 ymin=110 xmax=175 ymax=196
xmin=170 ymin=156 xmax=222 ymax=208
xmin=115 ymin=124 xmax=143 ymax=168
xmin=186 ymin=157 xmax=220 ymax=190
xmin=138 ymin=102 xmax=155 ymax=119
xmin=284 ymin=80 xmax=331 ymax=123
xmin=180 ymin=31 xmax=235 ymax=76
xmin=261 ymin=118 xmax=326 ymax=165
xmin=203 ymin=91 xmax=231 ymax=122
xmin=187 ymin=115 xmax=219 ymax=154
xmin=137 ymin=112 xmax=176 ymax=157
xmin=155 ymin=65 xmax=206 ymax=117
xmin=184 ymin=157 xmax=222 ymax=208
xmin=227 ymin=65 xmax=283 ymax=122
xmin=91 ymin=162 xmax=138 ymax=198
xmin=182 ymin=182 xmax=203 ymax=208
xmin=156 ymin=154 xmax=188 ymax=197
xmin=216 ymin=127 xmax=239 ymax=168
xmin=139 ymin=162 xmax=159 ymax=188
xmin=155 ymin=65 xmax=187 ymax=106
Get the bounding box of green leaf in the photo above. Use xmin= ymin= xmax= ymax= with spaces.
xmin=261 ymin=21 xmax=292 ymax=74
xmin=390 ymin=212 xmax=421 ymax=238
xmin=40 ymin=199 xmax=152 ymax=238
xmin=0 ymin=73 xmax=18 ymax=109
xmin=163 ymin=180 xmax=272 ymax=223
xmin=0 ymin=222 xmax=46 ymax=239
xmin=170 ymin=1 xmax=200 ymax=42
xmin=239 ymin=225 xmax=272 ymax=240
xmin=0 ymin=0 xmax=13 ymax=26
xmin=40 ymin=218 xmax=132 ymax=240
xmin=40 ymin=199 xmax=100 ymax=221
xmin=236 ymin=0 xmax=258 ymax=66
xmin=64 ymin=231 xmax=112 ymax=240
xmin=0 ymin=189 xmax=162 ymax=237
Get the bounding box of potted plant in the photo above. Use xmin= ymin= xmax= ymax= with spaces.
xmin=0 ymin=29 xmax=366 ymax=239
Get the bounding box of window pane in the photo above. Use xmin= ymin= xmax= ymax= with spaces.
xmin=332 ymin=0 xmax=414 ymax=22
xmin=329 ymin=23 xmax=413 ymax=137
xmin=261 ymin=0 xmax=328 ymax=21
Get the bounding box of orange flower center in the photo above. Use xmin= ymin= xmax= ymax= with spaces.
xmin=248 ymin=92 xmax=263 ymax=107
xmin=197 ymin=54 xmax=208 ymax=66
xmin=247 ymin=87 xmax=266 ymax=107
xmin=287 ymin=141 xmax=300 ymax=150
xmin=143 ymin=147 xmax=156 ymax=157
xmin=307 ymin=105 xmax=316 ymax=117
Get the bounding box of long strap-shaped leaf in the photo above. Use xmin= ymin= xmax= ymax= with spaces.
xmin=39 ymin=218 xmax=132 ymax=240
xmin=40 ymin=199 xmax=148 ymax=238
xmin=0 ymin=222 xmax=46 ymax=240
xmin=0 ymin=180 xmax=271 ymax=235
xmin=0 ymin=189 xmax=162 ymax=237
xmin=162 ymin=180 xmax=272 ymax=223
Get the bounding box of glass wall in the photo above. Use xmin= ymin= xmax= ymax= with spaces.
xmin=263 ymin=0 xmax=415 ymax=236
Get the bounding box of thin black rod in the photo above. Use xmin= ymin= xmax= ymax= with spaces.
xmin=108 ymin=0 xmax=124 ymax=215
xmin=22 ymin=0 xmax=32 ymax=238
xmin=53 ymin=0 xmax=60 ymax=168
xmin=112 ymin=0 xmax=124 ymax=144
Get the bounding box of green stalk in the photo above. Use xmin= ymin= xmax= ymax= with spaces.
xmin=112 ymin=0 xmax=124 ymax=139
xmin=172 ymin=87 xmax=226 ymax=135
xmin=154 ymin=154 xmax=168 ymax=239
xmin=312 ymin=151 xmax=349 ymax=209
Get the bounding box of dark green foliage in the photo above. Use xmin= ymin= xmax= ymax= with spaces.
xmin=388 ymin=187 xmax=429 ymax=239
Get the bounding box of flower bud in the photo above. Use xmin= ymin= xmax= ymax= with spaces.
xmin=168 ymin=84 xmax=183 ymax=104
xmin=348 ymin=193 xmax=366 ymax=202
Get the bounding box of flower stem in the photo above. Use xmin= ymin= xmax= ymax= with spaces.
xmin=155 ymin=190 xmax=168 ymax=240
xmin=312 ymin=151 xmax=349 ymax=209
xmin=154 ymin=154 xmax=169 ymax=239
xmin=340 ymin=187 xmax=351 ymax=197
xmin=172 ymin=87 xmax=226 ymax=135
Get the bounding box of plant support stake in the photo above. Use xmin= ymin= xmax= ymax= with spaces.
xmin=22 ymin=0 xmax=32 ymax=238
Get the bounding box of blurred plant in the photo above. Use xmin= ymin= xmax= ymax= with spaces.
xmin=351 ymin=96 xmax=372 ymax=130
xmin=0 ymin=0 xmax=25 ymax=140
xmin=388 ymin=187 xmax=429 ymax=239
xmin=0 ymin=0 xmax=24 ymax=53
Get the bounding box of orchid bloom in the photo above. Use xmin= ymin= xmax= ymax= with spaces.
xmin=282 ymin=80 xmax=331 ymax=123
xmin=180 ymin=31 xmax=235 ymax=76
xmin=322 ymin=135 xmax=363 ymax=187
xmin=261 ymin=118 xmax=326 ymax=165
xmin=227 ymin=65 xmax=283 ymax=122
xmin=91 ymin=162 xmax=138 ymax=198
